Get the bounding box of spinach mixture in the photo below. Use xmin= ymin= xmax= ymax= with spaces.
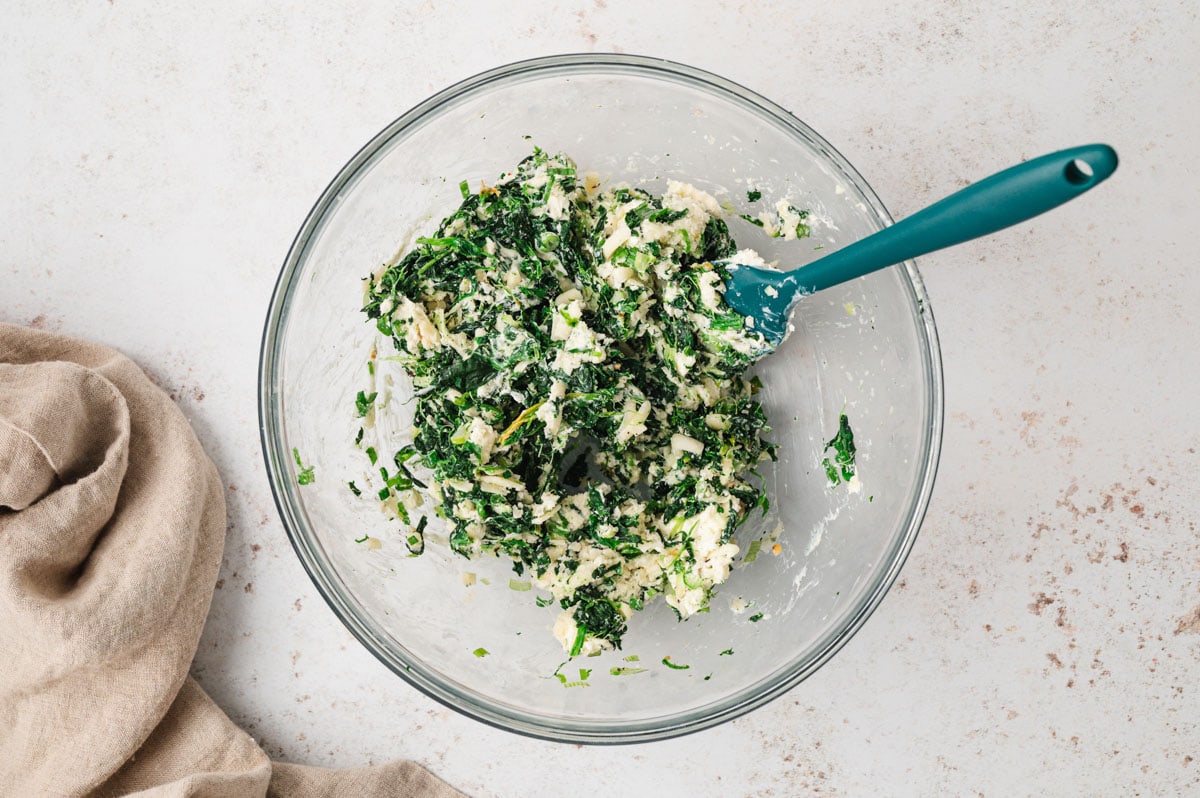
xmin=358 ymin=149 xmax=802 ymax=657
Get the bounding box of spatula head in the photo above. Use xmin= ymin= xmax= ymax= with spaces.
xmin=719 ymin=260 xmax=802 ymax=346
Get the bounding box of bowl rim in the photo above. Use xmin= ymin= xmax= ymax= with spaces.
xmin=259 ymin=51 xmax=944 ymax=745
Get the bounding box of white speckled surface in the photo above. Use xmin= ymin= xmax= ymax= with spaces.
xmin=4 ymin=2 xmax=1198 ymax=795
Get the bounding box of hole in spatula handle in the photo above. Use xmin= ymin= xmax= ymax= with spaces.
xmin=1064 ymin=158 xmax=1095 ymax=185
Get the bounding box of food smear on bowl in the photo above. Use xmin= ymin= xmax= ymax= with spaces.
xmin=359 ymin=149 xmax=809 ymax=656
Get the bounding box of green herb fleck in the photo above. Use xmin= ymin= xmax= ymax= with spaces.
xmin=623 ymin=654 xmax=640 ymax=662
xmin=746 ymin=189 xmax=762 ymax=202
xmin=662 ymin=657 xmax=690 ymax=670
xmin=748 ymin=612 xmax=764 ymax=623
xmin=473 ymin=647 xmax=489 ymax=658
xmin=554 ymin=672 xmax=590 ymax=688
xmin=743 ymin=539 xmax=763 ymax=563
xmin=508 ymin=579 xmax=532 ymax=592
xmin=292 ymin=448 xmax=315 ymax=485
xmin=719 ymin=648 xmax=734 ymax=656
xmin=355 ymin=390 xmax=378 ymax=418
xmin=609 ymin=666 xmax=648 ymax=676
xmin=347 ymin=480 xmax=361 ymax=497
xmin=354 ymin=534 xmax=369 ymax=543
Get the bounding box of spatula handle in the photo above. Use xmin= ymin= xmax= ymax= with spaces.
xmin=795 ymin=143 xmax=1119 ymax=294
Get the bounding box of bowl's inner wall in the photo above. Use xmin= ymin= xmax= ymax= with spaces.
xmin=275 ymin=67 xmax=933 ymax=729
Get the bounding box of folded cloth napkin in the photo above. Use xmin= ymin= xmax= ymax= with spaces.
xmin=0 ymin=323 xmax=464 ymax=798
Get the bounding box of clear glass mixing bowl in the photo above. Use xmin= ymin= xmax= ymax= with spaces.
xmin=259 ymin=54 xmax=942 ymax=743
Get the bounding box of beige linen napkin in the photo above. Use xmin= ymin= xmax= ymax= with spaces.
xmin=0 ymin=323 xmax=464 ymax=798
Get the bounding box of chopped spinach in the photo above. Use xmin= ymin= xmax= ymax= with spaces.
xmin=357 ymin=149 xmax=799 ymax=654
xmin=821 ymin=413 xmax=857 ymax=485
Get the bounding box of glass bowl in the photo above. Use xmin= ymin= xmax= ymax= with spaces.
xmin=259 ymin=54 xmax=942 ymax=743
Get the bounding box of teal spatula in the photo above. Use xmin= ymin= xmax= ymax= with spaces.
xmin=721 ymin=143 xmax=1119 ymax=345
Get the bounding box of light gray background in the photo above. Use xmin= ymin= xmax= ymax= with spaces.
xmin=3 ymin=2 xmax=1197 ymax=795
